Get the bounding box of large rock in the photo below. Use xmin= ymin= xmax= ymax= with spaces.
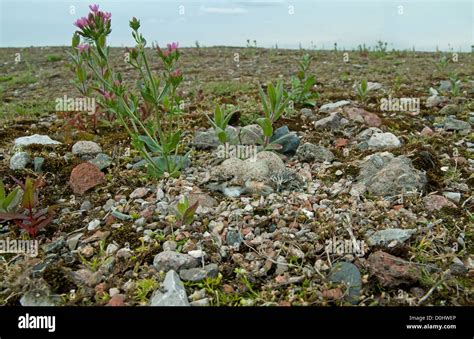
xmin=153 ymin=251 xmax=199 ymax=273
xmin=69 ymin=162 xmax=105 ymax=195
xmin=358 ymin=153 xmax=427 ymax=196
xmin=72 ymin=141 xmax=102 ymax=156
xmin=269 ymin=125 xmax=300 ymax=155
xmin=368 ymin=251 xmax=421 ymax=287
xmin=296 ymin=143 xmax=334 ymax=163
xmin=14 ymin=134 xmax=61 ymax=149
xmin=149 ymin=270 xmax=189 ymax=306
xmin=213 ymin=151 xmax=285 ymax=185
xmin=239 ymin=124 xmax=264 ymax=145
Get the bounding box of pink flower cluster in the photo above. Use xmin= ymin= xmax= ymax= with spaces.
xmin=74 ymin=4 xmax=111 ymax=30
xmin=162 ymin=42 xmax=179 ymax=57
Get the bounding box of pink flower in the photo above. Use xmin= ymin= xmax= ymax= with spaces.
xmin=89 ymin=4 xmax=99 ymax=13
xmin=74 ymin=17 xmax=89 ymax=29
xmin=171 ymin=69 xmax=182 ymax=77
xmin=103 ymin=12 xmax=112 ymax=21
xmin=167 ymin=42 xmax=179 ymax=52
xmin=77 ymin=43 xmax=90 ymax=53
xmin=99 ymin=89 xmax=112 ymax=99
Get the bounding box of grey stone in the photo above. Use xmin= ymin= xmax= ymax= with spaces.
xmin=20 ymin=291 xmax=59 ymax=306
xmin=190 ymin=298 xmax=210 ymax=306
xmin=80 ymin=200 xmax=92 ymax=211
xmin=87 ymin=219 xmax=101 ymax=231
xmin=438 ymin=80 xmax=452 ymax=92
xmin=72 ymin=141 xmax=102 ymax=155
xmin=226 ymin=228 xmax=242 ymax=248
xmin=328 ymin=262 xmax=362 ymax=304
xmin=367 ymin=228 xmax=416 ymax=247
xmin=153 ymin=250 xmax=199 ymax=272
xmin=313 ymin=112 xmax=342 ymax=129
xmin=367 ymin=132 xmax=401 ymax=150
xmin=89 ymin=153 xmax=112 ymax=170
xmin=319 ymin=100 xmax=351 ymax=113
xmin=149 ymin=270 xmax=189 ymax=306
xmin=213 ymin=151 xmax=284 ymax=185
xmin=192 ymin=128 xmax=220 ymax=149
xmin=442 ymin=116 xmax=471 ymax=133
xmin=426 ymin=95 xmax=447 ymax=108
xmin=300 ymin=108 xmax=317 ymax=121
xmin=203 ymin=263 xmax=219 ymax=278
xmin=14 ymin=134 xmax=61 ymax=149
xmin=240 ymin=124 xmax=264 ymax=145
xmin=269 ymin=125 xmax=300 ymax=155
xmin=67 ymin=233 xmax=83 ymax=251
xmin=366 ymin=82 xmax=382 ymax=91
xmin=111 ymin=210 xmax=132 ymax=221
xmin=33 ymin=157 xmax=45 ymax=172
xmin=42 ymin=238 xmax=65 ymax=253
xmin=296 ymin=143 xmax=334 ymax=162
xmin=358 ymin=153 xmax=427 ymax=196
xmin=9 ymin=152 xmax=30 ymax=170
xmin=179 ymin=267 xmax=208 ymax=282
xmin=439 ymin=104 xmax=459 ymax=115
xmin=443 ymin=191 xmax=461 ymax=203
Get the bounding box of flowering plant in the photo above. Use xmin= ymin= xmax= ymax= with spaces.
xmin=71 ymin=5 xmax=187 ymax=178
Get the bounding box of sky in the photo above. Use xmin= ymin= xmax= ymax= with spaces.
xmin=0 ymin=0 xmax=472 ymax=51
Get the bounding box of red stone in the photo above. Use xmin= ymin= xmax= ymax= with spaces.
xmin=423 ymin=195 xmax=456 ymax=211
xmin=368 ymin=251 xmax=421 ymax=287
xmin=106 ymin=294 xmax=125 ymax=306
xmin=344 ymin=107 xmax=382 ymax=127
xmin=69 ymin=162 xmax=105 ymax=195
xmin=335 ymin=138 xmax=349 ymax=148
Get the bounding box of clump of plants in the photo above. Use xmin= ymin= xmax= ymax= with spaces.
xmin=256 ymin=81 xmax=293 ymax=150
xmin=71 ymin=5 xmax=186 ymax=178
xmin=0 ymin=177 xmax=55 ymax=238
xmin=288 ymin=54 xmax=318 ymax=107
xmin=434 ymin=55 xmax=450 ymax=75
xmin=175 ymin=196 xmax=198 ymax=228
xmin=0 ymin=179 xmax=21 ymax=213
xmin=355 ymin=79 xmax=369 ymax=103
xmin=207 ymin=104 xmax=238 ymax=145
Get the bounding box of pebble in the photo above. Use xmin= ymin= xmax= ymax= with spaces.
xmin=153 ymin=251 xmax=199 ymax=272
xmin=69 ymin=162 xmax=105 ymax=195
xmin=14 ymin=134 xmax=61 ymax=149
xmin=149 ymin=270 xmax=190 ymax=306
xmin=9 ymin=152 xmax=30 ymax=170
xmin=72 ymin=141 xmax=102 ymax=156
xmin=87 ymin=219 xmax=101 ymax=231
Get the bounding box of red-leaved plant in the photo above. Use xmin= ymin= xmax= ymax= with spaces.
xmin=0 ymin=177 xmax=56 ymax=238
